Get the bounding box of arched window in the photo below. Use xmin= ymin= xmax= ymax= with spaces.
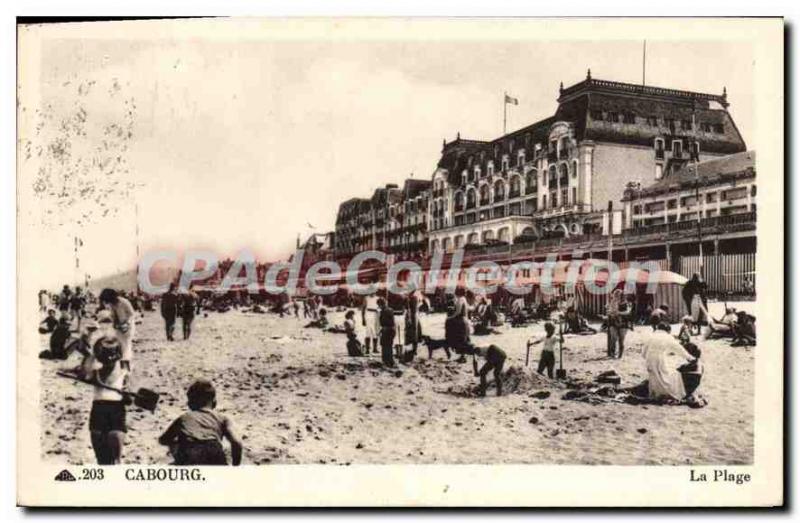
xmin=559 ymin=163 xmax=569 ymax=180
xmin=526 ymin=170 xmax=537 ymax=194
xmin=467 ymin=232 xmax=479 ymax=244
xmin=494 ymin=180 xmax=505 ymax=200
xmin=498 ymin=227 xmax=510 ymax=242
xmin=442 ymin=237 xmax=451 ymax=252
xmin=547 ymin=165 xmax=556 ymax=187
xmin=510 ymin=175 xmax=521 ymax=196
xmin=572 ymin=160 xmax=579 ymax=178
xmin=454 ymin=235 xmax=464 ymax=248
xmin=431 ymin=239 xmax=440 ymax=251
xmin=466 ymin=188 xmax=476 ymax=209
xmin=482 ymin=230 xmax=495 ymax=242
xmin=479 ymin=184 xmax=491 ymax=205
xmin=453 ymin=191 xmax=464 ymax=212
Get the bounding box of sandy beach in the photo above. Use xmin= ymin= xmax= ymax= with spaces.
xmin=39 ymin=301 xmax=754 ymax=466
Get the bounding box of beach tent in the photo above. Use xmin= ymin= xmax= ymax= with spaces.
xmin=575 ymin=267 xmax=689 ymax=322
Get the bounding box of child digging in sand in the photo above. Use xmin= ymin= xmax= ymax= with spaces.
xmin=470 ymin=344 xmax=507 ymax=397
xmin=159 ymin=379 xmax=243 ymax=466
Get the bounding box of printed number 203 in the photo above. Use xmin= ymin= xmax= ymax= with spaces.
xmin=81 ymin=468 xmax=104 ymax=480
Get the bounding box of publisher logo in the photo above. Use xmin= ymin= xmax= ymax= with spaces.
xmin=54 ymin=469 xmax=77 ymax=482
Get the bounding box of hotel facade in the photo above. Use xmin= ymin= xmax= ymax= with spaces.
xmin=333 ymin=72 xmax=754 ymax=269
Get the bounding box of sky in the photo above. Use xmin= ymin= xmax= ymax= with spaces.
xmin=17 ymin=19 xmax=755 ymax=287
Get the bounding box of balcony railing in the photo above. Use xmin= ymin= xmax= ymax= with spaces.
xmin=526 ymin=186 xmax=537 ymax=195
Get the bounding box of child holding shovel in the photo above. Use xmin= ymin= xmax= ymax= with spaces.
xmin=527 ymin=321 xmax=558 ymax=379
xmin=78 ymin=335 xmax=131 ymax=465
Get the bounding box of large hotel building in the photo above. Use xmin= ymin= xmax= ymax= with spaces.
xmin=333 ymin=72 xmax=754 ymax=274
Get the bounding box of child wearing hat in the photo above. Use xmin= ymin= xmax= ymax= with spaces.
xmin=158 ymin=379 xmax=243 ymax=465
xmin=78 ymin=335 xmax=130 ymax=465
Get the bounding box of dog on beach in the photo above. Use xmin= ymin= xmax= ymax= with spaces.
xmin=421 ymin=335 xmax=451 ymax=360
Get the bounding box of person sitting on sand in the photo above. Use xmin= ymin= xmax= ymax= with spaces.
xmin=528 ymin=322 xmax=558 ymax=379
xmin=39 ymin=315 xmax=72 ymax=360
xmin=563 ymin=306 xmax=596 ymax=335
xmin=468 ymin=344 xmax=507 ymax=397
xmin=707 ymin=307 xmax=738 ymax=339
xmin=158 ymin=379 xmax=243 ymax=466
xmin=731 ymin=311 xmax=756 ymax=346
xmin=343 ymin=310 xmax=364 ymax=357
xmin=304 ymin=308 xmax=329 ymax=329
xmin=39 ymin=309 xmax=59 ymax=334
xmin=643 ymin=324 xmax=695 ymax=402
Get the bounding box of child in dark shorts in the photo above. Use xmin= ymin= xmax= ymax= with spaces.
xmin=470 ymin=344 xmax=507 ymax=397
xmin=159 ymin=379 xmax=243 ymax=465
xmin=79 ymin=335 xmax=130 ymax=465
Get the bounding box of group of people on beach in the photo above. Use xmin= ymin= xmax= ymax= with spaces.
xmin=38 ymin=267 xmax=755 ymax=465
xmin=39 ymin=284 xmax=243 ymax=466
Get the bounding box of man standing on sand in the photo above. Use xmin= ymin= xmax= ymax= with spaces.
xmin=361 ymin=293 xmax=380 ymax=355
xmin=180 ymin=287 xmax=199 ymax=340
xmin=160 ymin=283 xmax=179 ymax=341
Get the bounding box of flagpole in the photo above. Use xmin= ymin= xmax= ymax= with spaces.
xmin=642 ymin=40 xmax=647 ymax=86
xmin=503 ymin=91 xmax=507 ymax=135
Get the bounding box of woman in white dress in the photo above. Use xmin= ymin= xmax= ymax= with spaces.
xmin=643 ymin=324 xmax=695 ymax=401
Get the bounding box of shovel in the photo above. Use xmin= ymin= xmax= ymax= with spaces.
xmin=56 ymin=371 xmax=160 ymax=412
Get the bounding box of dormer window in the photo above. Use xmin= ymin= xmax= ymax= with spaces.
xmin=647 ymin=116 xmax=659 ymax=127
xmin=681 ymin=119 xmax=692 ymax=131
xmin=606 ymin=111 xmax=619 ymax=123
xmin=701 ymin=122 xmax=712 ymax=133
xmin=590 ymin=109 xmax=603 ymax=120
xmin=487 ymin=161 xmax=495 ymax=177
xmin=713 ymin=123 xmax=724 ymax=134
xmin=517 ymin=150 xmax=525 ymax=167
xmin=475 ymin=166 xmax=481 ymax=178
xmin=623 ymin=112 xmax=636 ymax=124
xmin=502 ymin=156 xmax=510 ymax=171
